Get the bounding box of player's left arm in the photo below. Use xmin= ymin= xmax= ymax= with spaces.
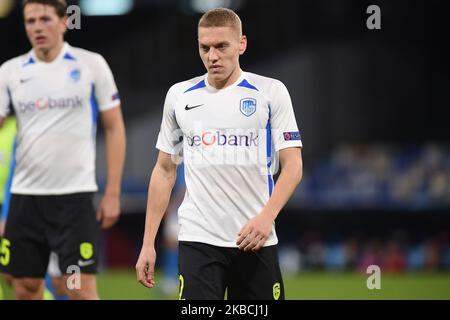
xmin=0 ymin=62 xmax=11 ymax=128
xmin=97 ymin=106 xmax=126 ymax=229
xmin=236 ymin=148 xmax=303 ymax=251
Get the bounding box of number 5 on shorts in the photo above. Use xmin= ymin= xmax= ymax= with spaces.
xmin=0 ymin=239 xmax=11 ymax=266
xmin=179 ymin=274 xmax=185 ymax=300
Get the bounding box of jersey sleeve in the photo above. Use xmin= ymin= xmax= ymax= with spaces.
xmin=92 ymin=54 xmax=120 ymax=112
xmin=155 ymin=86 xmax=181 ymax=155
xmin=0 ymin=62 xmax=11 ymax=118
xmin=270 ymin=80 xmax=303 ymax=152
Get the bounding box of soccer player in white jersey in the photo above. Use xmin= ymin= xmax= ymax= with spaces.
xmin=0 ymin=0 xmax=126 ymax=300
xmin=136 ymin=8 xmax=302 ymax=300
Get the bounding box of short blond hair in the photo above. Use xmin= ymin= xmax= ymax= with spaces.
xmin=198 ymin=8 xmax=242 ymax=36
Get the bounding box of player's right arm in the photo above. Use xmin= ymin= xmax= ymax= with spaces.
xmin=136 ymin=151 xmax=177 ymax=288
xmin=136 ymin=83 xmax=181 ymax=288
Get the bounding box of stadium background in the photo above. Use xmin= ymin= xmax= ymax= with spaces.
xmin=1 ymin=0 xmax=449 ymax=299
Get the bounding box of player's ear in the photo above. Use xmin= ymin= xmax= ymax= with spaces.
xmin=239 ymin=35 xmax=247 ymax=55
xmin=61 ymin=16 xmax=68 ymax=34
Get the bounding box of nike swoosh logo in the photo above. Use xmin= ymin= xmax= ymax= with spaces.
xmin=78 ymin=259 xmax=95 ymax=267
xmin=20 ymin=78 xmax=33 ymax=84
xmin=185 ymin=104 xmax=204 ymax=111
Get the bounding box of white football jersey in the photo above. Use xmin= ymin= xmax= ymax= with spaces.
xmin=156 ymin=71 xmax=302 ymax=247
xmin=0 ymin=43 xmax=120 ymax=194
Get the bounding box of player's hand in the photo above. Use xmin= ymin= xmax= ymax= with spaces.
xmin=136 ymin=245 xmax=157 ymax=288
xmin=96 ymin=194 xmax=121 ymax=229
xmin=236 ymin=211 xmax=274 ymax=252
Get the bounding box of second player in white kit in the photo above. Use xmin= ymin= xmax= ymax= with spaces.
xmin=0 ymin=0 xmax=126 ymax=300
xmin=0 ymin=42 xmax=120 ymax=194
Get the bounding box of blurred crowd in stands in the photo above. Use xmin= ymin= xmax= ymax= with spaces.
xmin=283 ymin=144 xmax=450 ymax=273
xmin=279 ymin=230 xmax=450 ymax=274
xmin=293 ymin=143 xmax=450 ymax=209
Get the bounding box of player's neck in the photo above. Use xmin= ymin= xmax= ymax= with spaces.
xmin=34 ymin=41 xmax=65 ymax=63
xmin=208 ymin=67 xmax=242 ymax=90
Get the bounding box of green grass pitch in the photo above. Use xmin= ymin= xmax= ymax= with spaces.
xmin=1 ymin=270 xmax=449 ymax=300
